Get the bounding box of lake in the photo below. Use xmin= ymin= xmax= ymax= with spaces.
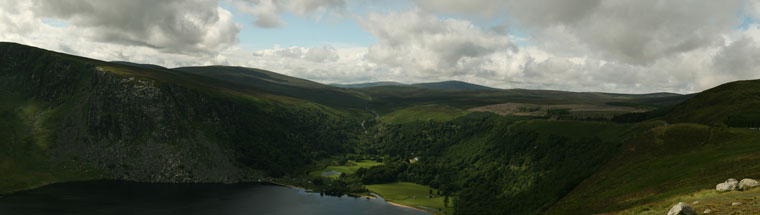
xmin=0 ymin=181 xmax=432 ymax=215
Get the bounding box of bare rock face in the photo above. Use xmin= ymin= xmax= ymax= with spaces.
xmin=738 ymin=178 xmax=759 ymax=191
xmin=716 ymin=178 xmax=738 ymax=192
xmin=667 ymin=202 xmax=696 ymax=215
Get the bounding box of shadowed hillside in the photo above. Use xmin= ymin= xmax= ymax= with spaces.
xmin=0 ymin=42 xmax=364 ymax=193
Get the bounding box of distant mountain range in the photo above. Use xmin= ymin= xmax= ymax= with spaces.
xmin=331 ymin=80 xmax=498 ymax=91
xmin=329 ymin=81 xmax=406 ymax=88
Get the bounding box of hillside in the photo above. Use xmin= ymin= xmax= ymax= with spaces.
xmin=546 ymin=79 xmax=760 ymax=214
xmin=110 ymin=61 xmax=168 ymax=70
xmin=175 ymin=66 xmax=370 ymax=109
xmin=0 ymin=42 xmax=365 ymax=193
xmin=665 ymin=79 xmax=760 ymax=127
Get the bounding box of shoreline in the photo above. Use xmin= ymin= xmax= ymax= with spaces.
xmin=387 ymin=201 xmax=438 ymax=214
xmin=6 ymin=179 xmax=440 ymax=214
xmin=369 ymin=192 xmax=440 ymax=215
xmin=269 ymin=181 xmax=437 ymax=214
xmin=264 ymin=181 xmax=306 ymax=190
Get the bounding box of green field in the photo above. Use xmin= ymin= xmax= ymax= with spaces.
xmin=367 ymin=182 xmax=453 ymax=214
xmin=309 ymin=160 xmax=383 ymax=178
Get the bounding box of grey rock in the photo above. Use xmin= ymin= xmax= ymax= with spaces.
xmin=692 ymin=201 xmax=699 ymax=205
xmin=667 ymin=202 xmax=696 ymax=215
xmin=716 ymin=178 xmax=738 ymax=192
xmin=703 ymin=209 xmax=711 ymax=214
xmin=731 ymin=202 xmax=741 ymax=206
xmin=738 ymin=178 xmax=759 ymax=191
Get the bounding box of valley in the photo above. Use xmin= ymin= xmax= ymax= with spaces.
xmin=1 ymin=42 xmax=760 ymax=215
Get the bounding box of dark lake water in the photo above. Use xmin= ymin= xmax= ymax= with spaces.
xmin=0 ymin=181 xmax=431 ymax=215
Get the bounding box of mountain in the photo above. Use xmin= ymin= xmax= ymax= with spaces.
xmin=0 ymin=42 xmax=362 ymax=194
xmin=110 ymin=61 xmax=168 ymax=70
xmin=665 ymin=79 xmax=760 ymax=126
xmin=3 ymin=42 xmax=759 ymax=215
xmin=174 ymin=66 xmax=369 ymax=109
xmin=330 ymin=80 xmax=497 ymax=91
xmin=330 ymin=81 xmax=406 ymax=88
xmin=411 ymin=80 xmax=498 ymax=90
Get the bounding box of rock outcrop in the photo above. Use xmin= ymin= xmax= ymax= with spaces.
xmin=738 ymin=178 xmax=759 ymax=191
xmin=715 ymin=178 xmax=738 ymax=192
xmin=667 ymin=202 xmax=696 ymax=215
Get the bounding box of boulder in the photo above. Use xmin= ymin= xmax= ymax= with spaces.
xmin=667 ymin=202 xmax=696 ymax=215
xmin=731 ymin=202 xmax=742 ymax=206
xmin=738 ymin=178 xmax=759 ymax=191
xmin=716 ymin=178 xmax=738 ymax=192
xmin=703 ymin=209 xmax=711 ymax=214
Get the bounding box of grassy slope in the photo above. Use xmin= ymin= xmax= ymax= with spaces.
xmin=547 ymin=79 xmax=760 ymax=214
xmin=666 ymin=79 xmax=760 ymax=126
xmin=613 ymin=187 xmax=760 ymax=214
xmin=367 ymin=182 xmax=453 ymax=214
xmin=0 ymin=90 xmax=89 ymax=193
xmin=547 ymin=124 xmax=760 ymax=214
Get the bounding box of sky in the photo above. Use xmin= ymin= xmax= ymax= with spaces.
xmin=2 ymin=0 xmax=760 ymax=94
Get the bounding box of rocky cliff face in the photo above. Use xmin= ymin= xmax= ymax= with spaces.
xmin=52 ymin=68 xmax=244 ymax=183
xmin=0 ymin=43 xmax=358 ymax=189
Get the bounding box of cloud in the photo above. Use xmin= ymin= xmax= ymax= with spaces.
xmin=248 ymin=45 xmax=384 ymax=83
xmin=30 ymin=0 xmax=241 ymax=54
xmin=712 ymin=25 xmax=760 ymax=83
xmin=412 ymin=0 xmax=741 ymax=65
xmin=234 ymin=0 xmax=346 ymax=28
xmin=264 ymin=45 xmax=339 ymax=62
xmin=359 ymin=9 xmax=515 ymax=79
xmin=2 ymin=0 xmax=760 ymax=94
xmin=352 ymin=7 xmax=760 ymax=93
